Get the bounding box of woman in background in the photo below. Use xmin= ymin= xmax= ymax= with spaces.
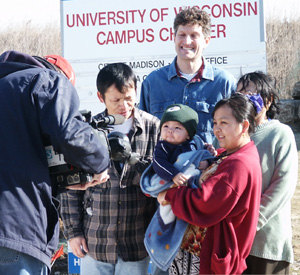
xmin=238 ymin=71 xmax=298 ymax=274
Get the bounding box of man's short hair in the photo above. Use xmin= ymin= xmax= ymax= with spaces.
xmin=96 ymin=63 xmax=137 ymax=99
xmin=173 ymin=7 xmax=211 ymax=37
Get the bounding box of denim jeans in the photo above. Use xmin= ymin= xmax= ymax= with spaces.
xmin=81 ymin=254 xmax=150 ymax=275
xmin=0 ymin=246 xmax=48 ymax=275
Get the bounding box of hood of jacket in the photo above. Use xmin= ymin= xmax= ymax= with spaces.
xmin=0 ymin=50 xmax=46 ymax=79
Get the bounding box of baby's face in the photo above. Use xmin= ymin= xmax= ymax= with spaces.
xmin=161 ymin=121 xmax=190 ymax=144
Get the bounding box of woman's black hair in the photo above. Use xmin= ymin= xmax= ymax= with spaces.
xmin=212 ymin=93 xmax=256 ymax=134
xmin=237 ymin=71 xmax=280 ymax=119
xmin=96 ymin=63 xmax=137 ymax=99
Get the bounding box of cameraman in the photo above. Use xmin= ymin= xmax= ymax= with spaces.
xmin=0 ymin=50 xmax=110 ymax=275
xmin=59 ymin=63 xmax=160 ymax=275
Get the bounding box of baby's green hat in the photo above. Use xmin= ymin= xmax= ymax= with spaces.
xmin=160 ymin=104 xmax=199 ymax=138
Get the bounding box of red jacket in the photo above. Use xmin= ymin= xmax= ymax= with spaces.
xmin=166 ymin=141 xmax=261 ymax=274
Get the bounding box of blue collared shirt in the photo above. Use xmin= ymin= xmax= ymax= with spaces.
xmin=139 ymin=57 xmax=236 ymax=143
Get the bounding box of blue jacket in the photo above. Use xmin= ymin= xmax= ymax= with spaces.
xmin=141 ymin=144 xmax=213 ymax=270
xmin=0 ymin=51 xmax=110 ymax=269
xmin=139 ymin=57 xmax=236 ymax=143
xmin=153 ymin=139 xmax=201 ymax=181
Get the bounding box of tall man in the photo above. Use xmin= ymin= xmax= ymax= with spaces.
xmin=140 ymin=7 xmax=236 ymax=274
xmin=0 ymin=50 xmax=110 ymax=274
xmin=59 ymin=63 xmax=160 ymax=275
xmin=139 ymin=7 xmax=236 ymax=144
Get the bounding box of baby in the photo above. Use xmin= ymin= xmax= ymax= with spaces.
xmin=141 ymin=104 xmax=215 ymax=270
xmin=153 ymin=104 xmax=211 ymax=187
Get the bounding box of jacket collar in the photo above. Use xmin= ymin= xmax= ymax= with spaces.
xmin=0 ymin=50 xmax=45 ymax=67
xmin=168 ymin=56 xmax=214 ymax=81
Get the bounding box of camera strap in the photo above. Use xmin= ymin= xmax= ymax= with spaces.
xmin=119 ymin=161 xmax=128 ymax=188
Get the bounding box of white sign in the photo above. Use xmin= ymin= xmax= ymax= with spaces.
xmin=61 ymin=0 xmax=266 ymax=114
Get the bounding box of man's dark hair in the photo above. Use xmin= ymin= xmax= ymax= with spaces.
xmin=173 ymin=7 xmax=211 ymax=37
xmin=96 ymin=63 xmax=137 ymax=99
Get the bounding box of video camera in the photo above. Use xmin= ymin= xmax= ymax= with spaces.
xmin=46 ymin=111 xmax=140 ymax=187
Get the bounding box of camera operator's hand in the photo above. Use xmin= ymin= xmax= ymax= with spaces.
xmin=69 ymin=236 xmax=88 ymax=258
xmin=91 ymin=170 xmax=110 ymax=185
xmin=66 ymin=169 xmax=109 ymax=190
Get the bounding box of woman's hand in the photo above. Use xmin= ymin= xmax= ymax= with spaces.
xmin=199 ymin=160 xmax=209 ymax=171
xmin=205 ymin=143 xmax=217 ymax=156
xmin=157 ymin=190 xmax=169 ymax=205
